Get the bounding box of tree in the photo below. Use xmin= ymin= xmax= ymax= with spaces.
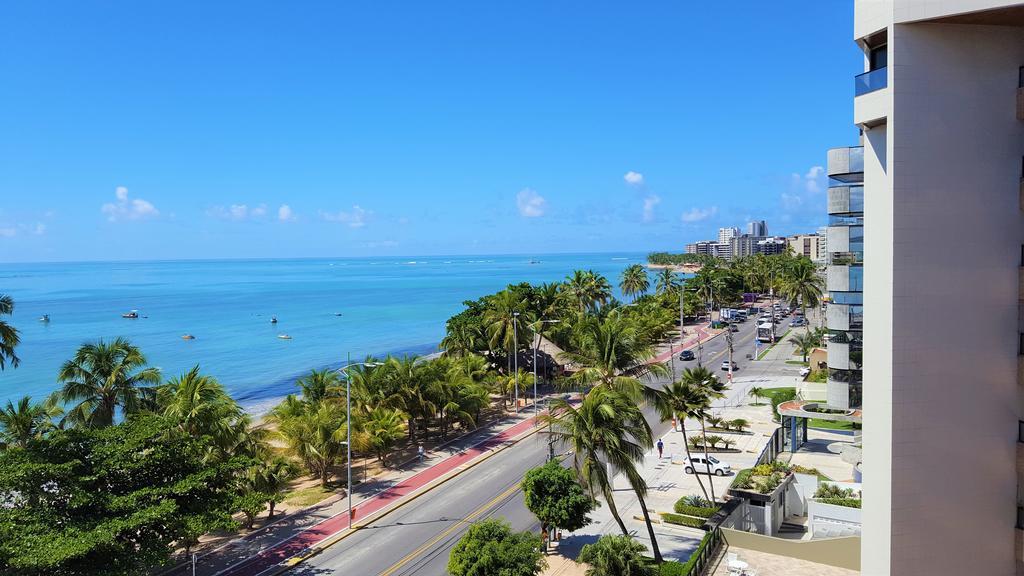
xmin=563 ymin=312 xmax=668 ymax=399
xmin=654 ymin=268 xmax=681 ymax=296
xmin=522 ymin=461 xmax=596 ymax=537
xmin=297 ymin=368 xmax=342 ymax=404
xmin=654 ymin=380 xmax=711 ymax=503
xmin=157 ymin=366 xmax=244 ymax=455
xmin=359 ymin=406 xmax=405 ymax=465
xmin=563 ymin=270 xmax=612 ymax=312
xmin=0 ymin=415 xmax=242 ymax=574
xmin=269 ymin=401 xmax=348 ymax=487
xmin=540 ymin=387 xmax=662 ymax=562
xmin=578 ymin=535 xmax=655 ymax=576
xmin=56 ymin=338 xmax=161 ymax=428
xmin=0 ymin=294 xmax=19 ymax=370
xmin=447 ymin=519 xmax=546 ymax=576
xmin=682 ymin=367 xmax=727 ymax=503
xmin=0 ymin=395 xmax=61 ymax=449
xmin=781 ymin=257 xmax=824 ymax=331
xmin=791 ymin=332 xmax=818 ymax=363
xmin=748 ymin=386 xmax=768 ymax=406
xmin=482 ymin=289 xmax=534 ymax=369
xmin=248 ymin=456 xmax=297 ymax=520
xmin=619 ymin=264 xmax=650 ymax=302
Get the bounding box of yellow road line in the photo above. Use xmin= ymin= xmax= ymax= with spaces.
xmin=377 ymin=482 xmax=522 ymax=576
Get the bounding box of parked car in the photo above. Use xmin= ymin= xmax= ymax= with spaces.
xmin=721 ymin=360 xmax=737 ymax=371
xmin=790 ymin=318 xmax=807 ymax=327
xmin=729 ymin=323 xmax=739 ymax=332
xmin=800 ymin=367 xmax=811 ymax=377
xmin=682 ymin=456 xmax=732 ymax=476
xmin=679 ymin=350 xmax=696 ymax=361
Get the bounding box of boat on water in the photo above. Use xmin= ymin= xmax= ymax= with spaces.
xmin=277 ymin=334 xmax=292 ymax=340
xmin=528 ymin=259 xmax=541 ymax=264
xmin=181 ymin=334 xmax=196 ymax=340
xmin=39 ymin=314 xmax=50 ymax=323
xmin=122 ymin=310 xmax=139 ymax=319
xmin=270 ymin=316 xmax=278 ymax=324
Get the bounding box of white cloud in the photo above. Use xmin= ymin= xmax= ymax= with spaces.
xmin=680 ymin=206 xmax=718 ymax=223
xmin=516 ymin=188 xmax=546 ymax=218
xmin=642 ymin=194 xmax=661 ymax=223
xmin=278 ymin=204 xmax=295 ymax=221
xmin=101 ymin=187 xmax=160 ymax=222
xmin=321 ymin=205 xmax=370 ymax=228
xmin=781 ymin=192 xmax=803 ymax=210
xmin=208 ymin=203 xmax=268 ymax=221
xmin=792 ymin=165 xmax=826 ymax=194
xmin=624 ymin=171 xmax=644 ymax=186
xmin=0 ymin=228 xmax=15 ymax=238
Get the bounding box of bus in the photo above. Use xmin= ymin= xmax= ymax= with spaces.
xmin=756 ymin=322 xmax=774 ymax=343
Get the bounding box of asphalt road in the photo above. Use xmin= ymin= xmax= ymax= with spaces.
xmin=289 ymin=316 xmax=770 ymax=576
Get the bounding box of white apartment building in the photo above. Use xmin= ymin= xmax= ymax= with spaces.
xmin=849 ymin=2 xmax=1024 ymax=574
xmin=787 ymin=233 xmax=827 ymax=263
xmin=718 ymin=226 xmax=740 ymax=245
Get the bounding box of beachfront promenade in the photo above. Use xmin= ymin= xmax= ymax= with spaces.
xmin=162 ymin=319 xmax=746 ymax=576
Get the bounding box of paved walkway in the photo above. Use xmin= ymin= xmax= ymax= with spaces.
xmin=160 ymin=410 xmax=542 ymax=576
xmin=710 ymin=546 xmax=857 ymax=576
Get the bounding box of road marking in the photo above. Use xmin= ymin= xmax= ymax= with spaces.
xmin=376 ymin=482 xmax=522 ymax=576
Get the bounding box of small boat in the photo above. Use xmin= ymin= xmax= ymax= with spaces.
xmin=122 ymin=310 xmax=139 ymax=319
xmin=277 ymin=334 xmax=292 ymax=340
xmin=270 ymin=316 xmax=278 ymax=324
xmin=334 ymin=312 xmax=343 ymax=317
xmin=39 ymin=314 xmax=50 ymax=323
xmin=181 ymin=334 xmax=196 ymax=340
xmin=528 ymin=259 xmax=540 ymax=264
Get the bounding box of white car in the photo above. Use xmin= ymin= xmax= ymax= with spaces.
xmin=721 ymin=360 xmax=737 ymax=371
xmin=682 ymin=455 xmax=732 ymax=476
xmin=800 ymin=367 xmax=811 ymax=377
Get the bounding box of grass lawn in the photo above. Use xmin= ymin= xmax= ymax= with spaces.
xmin=808 ymin=418 xmax=859 ymax=430
xmin=785 ymin=360 xmax=809 ymax=366
xmin=283 ymin=484 xmax=337 ymax=507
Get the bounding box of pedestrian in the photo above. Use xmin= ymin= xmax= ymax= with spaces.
xmin=656 ymin=438 xmax=664 ymax=459
xmin=671 ymin=416 xmax=677 ymax=432
xmin=417 ymin=444 xmax=425 ymax=462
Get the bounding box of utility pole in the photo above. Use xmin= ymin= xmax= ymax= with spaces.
xmin=513 ymin=312 xmax=520 ymax=413
xmin=725 ymin=318 xmax=734 ymax=387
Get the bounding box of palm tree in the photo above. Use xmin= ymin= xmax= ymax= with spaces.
xmin=540 ymin=387 xmax=662 ymax=561
xmin=482 ymin=289 xmax=533 ymax=368
xmin=791 ymin=331 xmax=818 ymax=363
xmin=562 ymin=312 xmax=668 ymax=399
xmin=619 ymin=265 xmax=650 ymax=302
xmin=359 ymin=407 xmax=406 ymax=465
xmin=563 ymin=270 xmax=612 ymax=312
xmin=682 ymin=366 xmax=727 ymax=503
xmin=654 ymin=380 xmax=711 ymax=502
xmin=781 ymin=257 xmax=824 ymax=330
xmin=249 ymin=456 xmax=298 ymax=520
xmin=270 ymin=401 xmax=348 ymax=487
xmin=56 ymin=338 xmax=161 ymax=428
xmin=654 ymin=268 xmax=680 ymax=296
xmin=748 ymin=386 xmax=768 ymax=406
xmin=157 ymin=366 xmax=242 ymax=445
xmin=0 ymin=294 xmax=20 ymax=370
xmin=297 ymin=368 xmax=342 ymax=404
xmin=0 ymin=395 xmax=61 ymax=449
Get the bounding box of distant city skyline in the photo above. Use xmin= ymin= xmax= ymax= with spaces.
xmin=0 ymin=2 xmax=860 ymax=263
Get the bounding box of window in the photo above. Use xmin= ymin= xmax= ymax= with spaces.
xmin=870 ymin=45 xmax=887 ymax=71
xmin=1019 ymin=332 xmax=1024 ymax=355
xmin=1019 ymin=420 xmax=1024 ymax=443
xmin=1019 ymin=66 xmax=1024 ymax=89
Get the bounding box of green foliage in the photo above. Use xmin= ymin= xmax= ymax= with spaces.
xmin=677 ymin=494 xmax=712 ymax=508
xmin=0 ymin=415 xmax=243 ymax=574
xmin=657 ymin=561 xmax=687 ymax=576
xmin=672 ymin=501 xmax=720 ymax=518
xmin=521 ymin=461 xmax=596 ymax=532
xmin=578 ymin=535 xmax=655 ymax=576
xmin=761 ymin=387 xmax=797 ymax=421
xmin=647 ymin=252 xmax=700 ymax=266
xmin=663 ymin=529 xmax=719 ymax=575
xmin=236 ymin=490 xmax=272 ymax=529
xmin=726 ymin=418 xmax=748 ymax=432
xmin=817 ymin=497 xmax=862 ymax=508
xmin=447 ymin=519 xmax=545 ymax=576
xmin=703 ymin=434 xmax=723 ymax=449
xmin=752 ymin=464 xmax=773 ymax=476
xmin=56 ymin=337 xmax=161 ymax=428
xmin=660 ymin=513 xmax=706 ymax=529
xmin=731 ymin=468 xmax=753 ymax=489
xmin=0 ymin=293 xmax=20 ymax=370
xmin=807 ymin=370 xmax=828 ymax=383
xmin=814 ymin=483 xmax=857 ymax=499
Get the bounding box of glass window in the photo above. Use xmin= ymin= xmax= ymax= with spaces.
xmin=831 ymin=292 xmax=863 ymax=305
xmin=848 ymin=266 xmax=864 ymax=291
xmin=829 ymin=215 xmax=864 ymax=226
xmin=870 ymin=45 xmax=887 ymax=70
xmin=849 ymin=186 xmax=864 ymax=212
xmin=849 ymin=226 xmax=864 ymax=253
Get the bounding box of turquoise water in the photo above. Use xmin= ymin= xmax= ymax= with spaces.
xmin=0 ymin=253 xmax=645 ymax=413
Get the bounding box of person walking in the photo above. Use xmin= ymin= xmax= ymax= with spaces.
xmin=417 ymin=444 xmax=425 ymax=462
xmin=656 ymin=438 xmax=664 ymax=459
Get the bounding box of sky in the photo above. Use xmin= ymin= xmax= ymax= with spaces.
xmin=0 ymin=1 xmax=862 ymax=263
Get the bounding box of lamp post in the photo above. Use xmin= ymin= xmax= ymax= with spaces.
xmin=513 ymin=312 xmax=520 ymax=413
xmin=336 ymin=360 xmax=380 ymax=530
xmin=529 ymin=319 xmax=561 ymax=417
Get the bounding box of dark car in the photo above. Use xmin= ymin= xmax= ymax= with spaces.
xmin=679 ymin=350 xmax=696 ymax=361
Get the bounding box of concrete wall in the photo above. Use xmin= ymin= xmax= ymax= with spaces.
xmin=721 ymin=529 xmax=862 ymax=571
xmin=863 ymin=18 xmax=1024 ymax=576
xmin=809 ymin=500 xmax=863 ymax=538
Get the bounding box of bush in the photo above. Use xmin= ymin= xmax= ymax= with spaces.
xmin=448 ymin=519 xmax=545 ymax=576
xmin=728 ymin=418 xmax=749 ymax=432
xmin=720 ymin=438 xmax=735 ymax=450
xmin=731 ymin=468 xmax=753 ymax=490
xmin=815 ymin=483 xmax=857 ymax=499
xmin=752 ymin=464 xmax=773 ymax=477
xmin=660 ymin=512 xmax=706 ymax=529
xmin=818 ymin=497 xmax=862 ymax=508
xmin=678 ymin=494 xmax=712 ymax=508
xmin=658 ymin=561 xmax=687 ymax=576
xmin=704 ymin=434 xmax=724 ymax=449
xmin=672 ymin=502 xmax=720 ymax=518
xmin=766 ymin=387 xmax=797 ymax=421
xmin=578 ymin=534 xmax=655 ymax=576
xmin=688 ymin=435 xmax=703 ymax=448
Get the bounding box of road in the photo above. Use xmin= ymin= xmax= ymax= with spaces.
xmin=290 ymin=316 xmax=770 ymax=576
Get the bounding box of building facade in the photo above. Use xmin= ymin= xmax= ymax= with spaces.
xmin=718 ymin=226 xmax=740 ymax=245
xmin=748 ymin=220 xmax=768 ymax=237
xmin=848 ymin=2 xmax=1024 ymax=574
xmin=787 ymin=233 xmax=827 ymax=263
xmin=825 ymin=146 xmax=864 ymax=412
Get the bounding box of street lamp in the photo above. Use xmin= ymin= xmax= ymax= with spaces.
xmin=528 ymin=319 xmax=561 ymax=417
xmin=513 ymin=312 xmax=520 ymax=413
xmin=336 ymin=360 xmax=381 ymax=530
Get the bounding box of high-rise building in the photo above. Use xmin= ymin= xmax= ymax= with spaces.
xmin=825 ymin=145 xmax=863 ymax=411
xmin=847 ymin=2 xmax=1024 ymax=574
xmin=787 ymin=233 xmax=827 ymax=263
xmin=754 ymin=237 xmax=786 ymax=255
xmin=747 ymin=220 xmax=768 ymax=237
xmin=718 ymin=227 xmax=740 ymax=244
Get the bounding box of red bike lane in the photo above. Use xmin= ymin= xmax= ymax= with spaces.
xmin=223 ymin=415 xmax=540 ymax=576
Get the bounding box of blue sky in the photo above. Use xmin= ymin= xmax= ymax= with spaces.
xmin=0 ymin=1 xmax=861 ymax=263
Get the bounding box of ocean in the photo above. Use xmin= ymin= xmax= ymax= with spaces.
xmin=0 ymin=253 xmax=647 ymax=414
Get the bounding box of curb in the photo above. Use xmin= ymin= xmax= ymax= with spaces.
xmin=258 ymin=417 xmax=549 ymax=576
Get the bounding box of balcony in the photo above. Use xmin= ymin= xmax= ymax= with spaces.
xmin=855 ymin=67 xmax=887 ymax=96
xmin=827 ymin=185 xmax=863 ymax=215
xmin=826 ymin=147 xmax=864 ymax=183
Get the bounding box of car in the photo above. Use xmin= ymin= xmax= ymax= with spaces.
xmin=678 ymin=350 xmax=696 ymax=361
xmin=729 ymin=323 xmax=739 ymax=332
xmin=790 ymin=318 xmax=806 ymax=327
xmin=721 ymin=360 xmax=737 ymax=371
xmin=682 ymin=455 xmax=732 ymax=476
xmin=800 ymin=367 xmax=811 ymax=377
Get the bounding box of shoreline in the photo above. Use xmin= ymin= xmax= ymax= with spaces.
xmin=646 ymin=263 xmax=702 ymax=273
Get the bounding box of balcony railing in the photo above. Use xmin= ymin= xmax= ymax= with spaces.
xmin=855 ymin=67 xmax=887 ymax=96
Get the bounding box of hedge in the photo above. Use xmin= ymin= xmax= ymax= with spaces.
xmin=672 ymin=501 xmax=720 ymax=518
xmin=818 ymin=497 xmax=862 ymax=508
xmin=658 ymin=529 xmax=718 ymax=575
xmin=660 ymin=513 xmax=706 ymax=529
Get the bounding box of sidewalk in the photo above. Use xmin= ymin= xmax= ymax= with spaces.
xmin=161 ymin=409 xmax=543 ymax=576
xmin=649 ymin=321 xmax=722 ymax=365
